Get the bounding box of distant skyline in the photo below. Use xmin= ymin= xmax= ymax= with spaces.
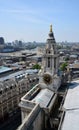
xmin=0 ymin=0 xmax=79 ymax=42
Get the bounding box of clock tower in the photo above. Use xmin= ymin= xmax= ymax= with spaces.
xmin=42 ymin=25 xmax=59 ymax=75
xmin=39 ymin=25 xmax=60 ymax=90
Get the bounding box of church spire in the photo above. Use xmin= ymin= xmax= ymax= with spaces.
xmin=47 ymin=24 xmax=55 ymax=43
xmin=50 ymin=25 xmax=52 ymax=32
xmin=42 ymin=25 xmax=58 ymax=75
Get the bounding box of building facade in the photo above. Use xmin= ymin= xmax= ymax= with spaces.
xmin=0 ymin=73 xmax=39 ymax=122
xmin=0 ymin=79 xmax=18 ymax=122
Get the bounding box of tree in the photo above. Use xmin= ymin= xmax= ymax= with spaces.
xmin=65 ymin=57 xmax=69 ymax=61
xmin=60 ymin=62 xmax=68 ymax=71
xmin=32 ymin=64 xmax=41 ymax=69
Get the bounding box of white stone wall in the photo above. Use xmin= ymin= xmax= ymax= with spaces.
xmin=17 ymin=105 xmax=44 ymax=130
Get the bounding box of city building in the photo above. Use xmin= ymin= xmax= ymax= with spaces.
xmin=67 ymin=61 xmax=79 ymax=79
xmin=17 ymin=25 xmax=62 ymax=130
xmin=0 ymin=79 xmax=18 ymax=122
xmin=0 ymin=37 xmax=5 ymax=45
xmin=0 ymin=69 xmax=39 ymax=122
xmin=0 ymin=66 xmax=13 ymax=77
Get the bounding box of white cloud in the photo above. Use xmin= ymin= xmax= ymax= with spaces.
xmin=0 ymin=8 xmax=51 ymax=24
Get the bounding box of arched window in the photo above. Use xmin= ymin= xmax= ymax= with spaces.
xmin=48 ymin=57 xmax=50 ymax=67
xmin=48 ymin=51 xmax=50 ymax=53
xmin=54 ymin=58 xmax=56 ymax=69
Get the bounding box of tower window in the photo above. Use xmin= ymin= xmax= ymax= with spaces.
xmin=48 ymin=57 xmax=50 ymax=67
xmin=54 ymin=58 xmax=56 ymax=69
xmin=48 ymin=51 xmax=50 ymax=53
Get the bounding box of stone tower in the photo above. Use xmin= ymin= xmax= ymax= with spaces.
xmin=42 ymin=25 xmax=59 ymax=76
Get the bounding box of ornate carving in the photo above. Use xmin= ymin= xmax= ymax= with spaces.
xmin=43 ymin=73 xmax=52 ymax=84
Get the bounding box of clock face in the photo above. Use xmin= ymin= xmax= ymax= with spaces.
xmin=43 ymin=73 xmax=52 ymax=84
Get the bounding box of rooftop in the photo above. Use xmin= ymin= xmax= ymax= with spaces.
xmin=0 ymin=69 xmax=38 ymax=81
xmin=63 ymin=80 xmax=79 ymax=110
xmin=32 ymin=88 xmax=54 ymax=108
xmin=0 ymin=66 xmax=12 ymax=74
xmin=61 ymin=110 xmax=79 ymax=130
xmin=60 ymin=80 xmax=79 ymax=130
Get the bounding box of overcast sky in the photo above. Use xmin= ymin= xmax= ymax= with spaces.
xmin=0 ymin=0 xmax=79 ymax=42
